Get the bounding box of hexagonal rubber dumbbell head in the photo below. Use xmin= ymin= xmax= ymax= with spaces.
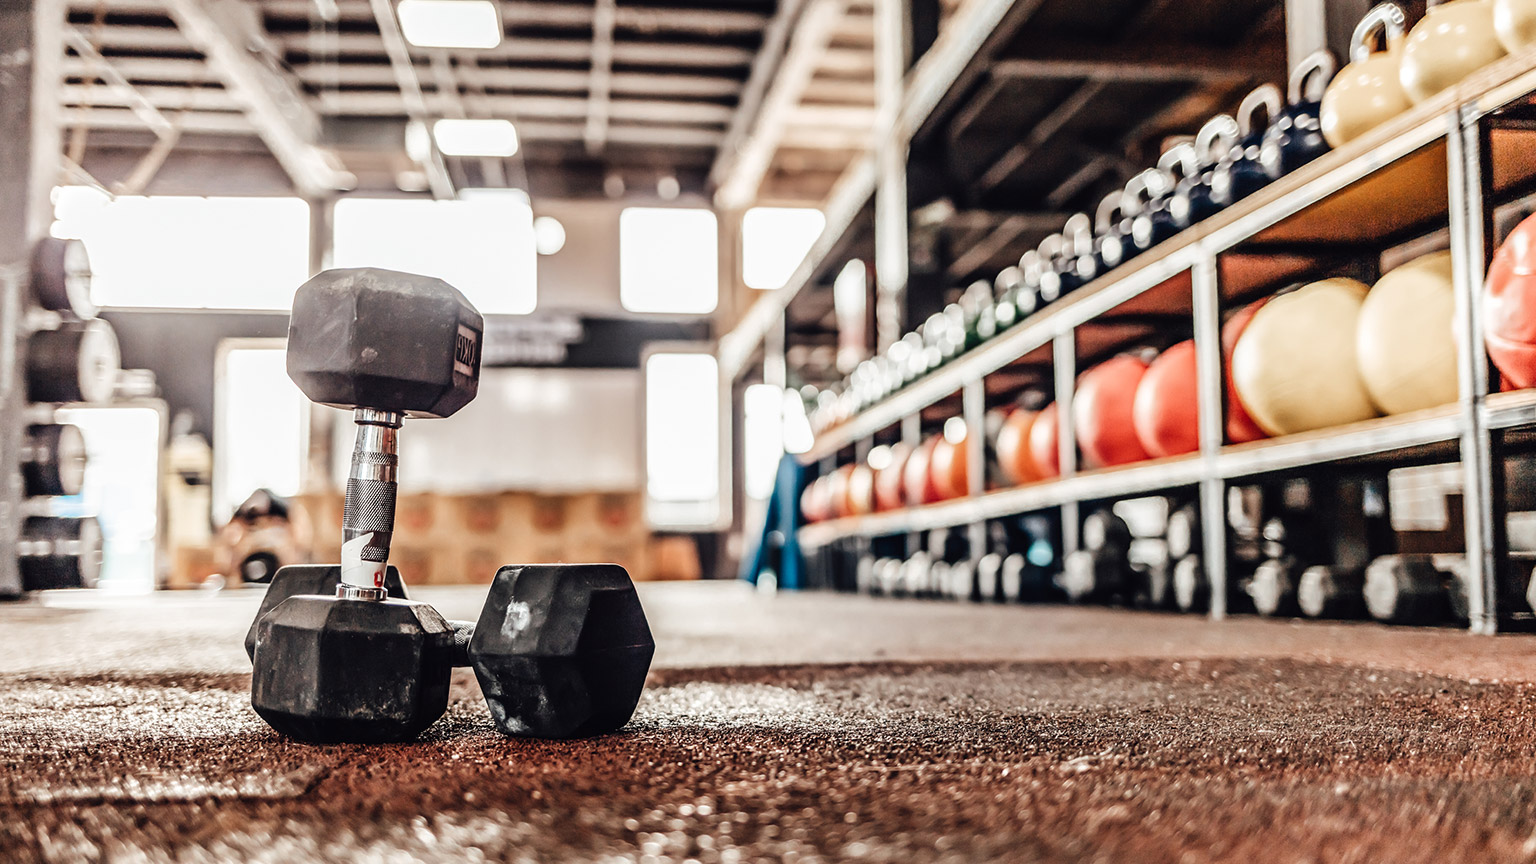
xmin=287 ymin=268 xmax=483 ymax=419
xmin=469 ymin=564 xmax=655 ymax=739
xmin=251 ymin=595 xmax=461 ymax=744
xmin=244 ymin=564 xmax=410 ymax=661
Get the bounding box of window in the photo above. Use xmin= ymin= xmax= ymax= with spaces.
xmin=213 ymin=341 xmax=307 ymax=523
xmin=332 ymin=194 xmax=537 ymax=315
xmin=645 ymin=350 xmax=725 ymax=528
xmin=52 ymin=406 xmax=162 ymax=593
xmin=50 ymin=188 xmax=310 ymax=310
xmin=620 ymin=208 xmax=718 ymax=314
xmin=742 ymin=207 xmax=825 ymax=291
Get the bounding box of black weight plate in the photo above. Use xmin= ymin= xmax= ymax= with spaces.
xmin=26 ymin=319 xmax=120 ymax=404
xmin=22 ymin=424 xmax=87 ymax=497
xmin=30 ymin=237 xmax=96 ymax=319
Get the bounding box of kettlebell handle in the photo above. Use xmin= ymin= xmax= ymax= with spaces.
xmin=1125 ymin=168 xmax=1173 ymax=208
xmin=1037 ymin=233 xmax=1067 ymax=262
xmin=1350 ymin=2 xmax=1406 ymax=65
xmin=1288 ymin=50 xmax=1337 ymax=103
xmin=1019 ymin=249 xmax=1045 ymax=282
xmin=1157 ymin=141 xmax=1199 ymax=179
xmin=1238 ymin=84 xmax=1284 ymax=136
xmin=1195 ymin=114 xmax=1241 ymax=164
xmin=1063 ymin=213 xmax=1094 ymax=256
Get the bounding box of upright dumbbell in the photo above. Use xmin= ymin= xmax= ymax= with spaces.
xmin=248 ymin=269 xmax=654 ymax=742
xmin=1059 ymin=508 xmax=1132 ymax=603
xmin=18 ymin=515 xmax=102 ymax=590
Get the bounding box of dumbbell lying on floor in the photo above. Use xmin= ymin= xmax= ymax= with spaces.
xmin=246 ymin=269 xmax=654 ymax=743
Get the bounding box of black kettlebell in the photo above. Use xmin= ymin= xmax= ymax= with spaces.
xmin=1212 ymin=84 xmax=1282 ymax=207
xmin=1093 ymin=188 xmax=1136 ymax=274
xmin=1260 ymin=50 xmax=1337 ymax=179
xmin=1131 ymin=143 xmax=1194 ymax=251
xmin=1033 ymin=236 xmax=1070 ymax=303
xmin=1015 ymin=251 xmax=1048 ymax=316
xmin=1170 ymin=114 xmax=1239 ymax=229
xmin=1061 ymin=213 xmax=1099 ymax=288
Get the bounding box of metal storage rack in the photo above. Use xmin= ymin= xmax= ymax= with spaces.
xmin=720 ymin=1 xmax=1536 ymax=634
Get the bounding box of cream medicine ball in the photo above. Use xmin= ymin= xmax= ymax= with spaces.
xmin=1356 ymin=251 xmax=1459 ymax=415
xmin=1232 ymin=277 xmax=1379 ymax=436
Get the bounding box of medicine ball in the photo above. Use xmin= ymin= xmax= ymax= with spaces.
xmin=1132 ymin=339 xmax=1200 ymax=458
xmin=1029 ymin=402 xmax=1061 ymax=478
xmin=929 ymin=420 xmax=970 ymax=500
xmin=1074 ymin=354 xmax=1153 ymax=467
xmin=872 ymin=442 xmax=912 ymax=511
xmin=1222 ymin=299 xmax=1270 ymax=444
xmin=903 ymin=436 xmax=942 ymax=505
xmin=996 ymin=408 xmax=1043 ymax=485
xmin=1486 ymin=212 xmax=1536 ymax=388
xmin=847 ymin=464 xmax=876 ymax=515
xmin=1357 ymin=251 xmax=1458 ymax=414
xmin=1232 ymin=278 xmax=1378 ymax=436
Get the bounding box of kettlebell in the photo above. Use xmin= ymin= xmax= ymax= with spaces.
xmin=1213 ymin=85 xmax=1283 ymax=207
xmin=961 ymin=279 xmax=996 ymax=347
xmin=1495 ymin=0 xmax=1536 ymax=50
xmin=1259 ymin=51 xmax=1337 ymax=179
xmin=993 ymin=265 xmax=1025 ymax=331
xmin=1018 ymin=249 xmax=1051 ymax=312
xmin=1321 ymin=3 xmax=1412 ymax=147
xmin=1062 ymin=213 xmax=1099 ymax=288
xmin=1093 ymin=188 xmax=1136 ymax=274
xmin=1131 ymin=143 xmax=1195 ymax=250
xmin=1170 ymin=114 xmax=1240 ymax=228
xmin=1400 ymin=0 xmax=1505 ymax=103
xmin=1035 ymin=234 xmax=1071 ymax=302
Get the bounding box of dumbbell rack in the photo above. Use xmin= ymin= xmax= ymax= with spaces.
xmin=788 ymin=46 xmax=1536 ymax=635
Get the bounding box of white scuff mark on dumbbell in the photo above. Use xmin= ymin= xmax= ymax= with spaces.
xmin=340 ymin=533 xmax=383 ymax=589
xmin=503 ymin=601 xmax=532 ymax=638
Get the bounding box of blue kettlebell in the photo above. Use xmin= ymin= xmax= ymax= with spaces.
xmin=1170 ymin=115 xmax=1239 ymax=229
xmin=1062 ymin=213 xmax=1098 ymax=288
xmin=1260 ymin=50 xmax=1337 ymax=179
xmin=1131 ymin=144 xmax=1194 ymax=251
xmin=1212 ymin=84 xmax=1283 ymax=207
xmin=1029 ymin=240 xmax=1068 ymax=306
xmin=1093 ymin=186 xmax=1140 ymax=274
xmin=1014 ymin=252 xmax=1046 ymax=318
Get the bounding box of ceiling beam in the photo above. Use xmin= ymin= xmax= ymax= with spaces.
xmin=271 ymin=30 xmax=757 ymax=68
xmin=993 ymin=41 xmax=1283 ymax=83
xmin=159 ymin=0 xmax=351 ymax=196
xmin=584 ymin=0 xmax=618 ymax=154
xmin=946 ymin=212 xmax=1061 ymax=279
xmin=252 ymin=0 xmax=770 ymax=34
xmin=366 ymin=0 xmax=452 ymax=198
xmin=312 ymin=90 xmax=733 ymax=125
xmin=713 ymin=0 xmax=848 ymax=209
xmin=975 ymin=78 xmax=1105 ymax=192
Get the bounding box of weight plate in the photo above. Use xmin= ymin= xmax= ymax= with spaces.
xmin=30 ymin=237 xmax=96 ymax=319
xmin=18 ymin=515 xmax=103 ymax=590
xmin=26 ymin=319 xmax=120 ymax=404
xmin=21 ymin=423 xmax=87 ymax=497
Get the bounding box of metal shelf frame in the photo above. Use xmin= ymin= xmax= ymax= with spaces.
xmin=785 ymin=44 xmax=1536 ymax=634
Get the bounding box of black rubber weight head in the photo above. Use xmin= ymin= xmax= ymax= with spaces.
xmin=286 ymin=268 xmax=483 ymax=418
xmin=250 ymin=596 xmax=455 ymax=744
xmin=244 ymin=564 xmax=409 ymax=661
xmin=469 ymin=564 xmax=656 ymax=739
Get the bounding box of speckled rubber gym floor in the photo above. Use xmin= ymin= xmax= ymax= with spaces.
xmin=5 ymin=583 xmax=1536 ymax=862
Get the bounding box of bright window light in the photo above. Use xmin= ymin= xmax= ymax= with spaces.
xmin=214 ymin=343 xmax=306 ymax=524
xmin=620 ymin=208 xmax=718 ymax=314
xmin=398 ymin=0 xmax=501 ymax=49
xmin=433 ymin=118 xmax=519 ymax=157
xmin=53 ymin=406 xmax=161 ymax=594
xmin=50 ymin=188 xmax=309 ymax=310
xmin=646 ymin=352 xmax=719 ymax=504
xmin=333 ymin=196 xmax=537 ymax=315
xmin=782 ymin=391 xmax=813 ymax=454
xmin=742 ymin=206 xmax=825 ymax=290
xmin=744 ymin=383 xmax=786 ymax=500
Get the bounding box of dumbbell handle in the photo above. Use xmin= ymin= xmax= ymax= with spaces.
xmin=340 ymin=408 xmax=403 ymax=597
xmin=447 ymin=619 xmax=475 ymax=667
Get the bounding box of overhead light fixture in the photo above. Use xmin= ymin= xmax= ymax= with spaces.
xmin=397 ymin=0 xmax=501 ymax=49
xmin=432 ymin=118 xmax=519 ymax=157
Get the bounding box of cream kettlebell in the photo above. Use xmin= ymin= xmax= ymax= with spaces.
xmin=1321 ymin=3 xmax=1413 ymax=147
xmin=1401 ymin=0 xmax=1506 ymax=103
xmin=1494 ymin=0 xmax=1536 ymax=51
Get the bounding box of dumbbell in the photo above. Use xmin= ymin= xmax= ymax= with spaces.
xmin=1172 ymin=554 xmax=1207 ymax=613
xmin=21 ymin=424 xmax=87 ymax=496
xmin=249 ymin=561 xmax=654 ymax=741
xmin=947 ymin=557 xmax=975 ymax=601
xmin=248 ymin=269 xmax=654 ymax=742
xmin=976 ymin=552 xmax=1002 ymax=602
xmin=1058 ymin=509 xmax=1132 ymax=603
xmin=1247 ymin=557 xmax=1302 ymax=617
xmin=1363 ymin=554 xmax=1453 ymax=625
xmin=26 ymin=319 xmax=120 ymax=404
xmin=18 ymin=516 xmax=102 ymax=590
xmin=1298 ymin=565 xmax=1367 ymax=619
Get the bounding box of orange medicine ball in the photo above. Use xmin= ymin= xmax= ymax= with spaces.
xmin=871 ymin=442 xmax=912 ymax=511
xmin=995 ymin=407 xmax=1043 ymax=485
xmin=903 ymin=436 xmax=943 ymax=505
xmin=1029 ymin=402 xmax=1061 ymax=479
xmin=825 ymin=464 xmax=855 ymax=519
xmin=846 ymin=464 xmax=876 ymax=515
xmin=1132 ymin=340 xmax=1200 ymax=458
xmin=800 ymin=476 xmax=830 ymax=523
xmin=1486 ymin=212 xmax=1536 ymax=388
xmin=1222 ymin=299 xmax=1270 ymax=444
xmin=929 ymin=418 xmax=970 ymax=500
xmin=1074 ymin=354 xmax=1153 ymax=467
